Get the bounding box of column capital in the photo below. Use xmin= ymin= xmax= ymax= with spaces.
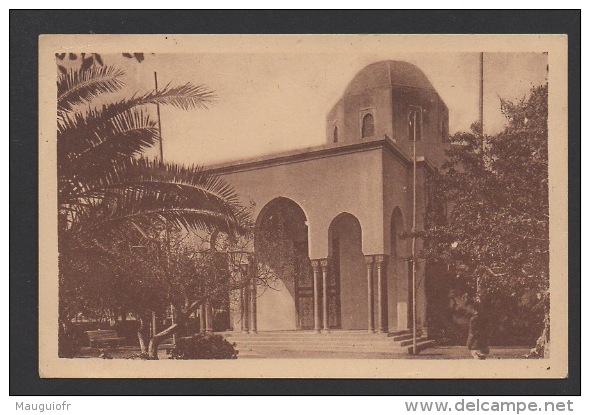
xmin=320 ymin=258 xmax=330 ymax=268
xmin=310 ymin=259 xmax=321 ymax=270
xmin=364 ymin=255 xmax=375 ymax=265
xmin=374 ymin=254 xmax=389 ymax=265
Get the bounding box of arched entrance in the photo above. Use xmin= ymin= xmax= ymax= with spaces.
xmin=388 ymin=207 xmax=409 ymax=330
xmin=255 ymin=197 xmax=311 ymax=330
xmin=329 ymin=213 xmax=365 ymax=330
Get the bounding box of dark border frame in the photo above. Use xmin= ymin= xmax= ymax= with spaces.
xmin=9 ymin=9 xmax=581 ymax=396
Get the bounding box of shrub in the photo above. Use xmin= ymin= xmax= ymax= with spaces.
xmin=58 ymin=326 xmax=82 ymax=358
xmin=113 ymin=320 xmax=141 ymax=346
xmin=167 ymin=333 xmax=238 ymax=359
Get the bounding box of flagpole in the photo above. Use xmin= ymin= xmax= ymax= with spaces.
xmin=478 ymin=53 xmax=484 ymax=301
xmin=154 ymin=71 xmax=176 ymax=344
xmin=479 ymin=52 xmax=484 ymax=137
xmin=155 ymin=72 xmax=164 ymax=161
xmin=409 ymin=106 xmax=422 ymax=355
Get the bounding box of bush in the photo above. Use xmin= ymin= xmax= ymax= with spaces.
xmin=113 ymin=320 xmax=141 ymax=346
xmin=167 ymin=334 xmax=238 ymax=359
xmin=58 ymin=326 xmax=83 ymax=358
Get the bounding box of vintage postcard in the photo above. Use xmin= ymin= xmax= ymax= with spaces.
xmin=39 ymin=34 xmax=568 ymax=378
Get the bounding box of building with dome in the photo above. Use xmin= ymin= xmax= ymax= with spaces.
xmin=205 ymin=61 xmax=450 ymax=342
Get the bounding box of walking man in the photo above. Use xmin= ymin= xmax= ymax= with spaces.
xmin=467 ymin=301 xmax=490 ymax=359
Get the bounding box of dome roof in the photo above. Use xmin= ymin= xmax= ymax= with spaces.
xmin=344 ymin=60 xmax=435 ymax=95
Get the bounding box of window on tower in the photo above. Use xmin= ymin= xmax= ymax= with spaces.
xmin=361 ymin=113 xmax=374 ymax=138
xmin=333 ymin=125 xmax=339 ymax=143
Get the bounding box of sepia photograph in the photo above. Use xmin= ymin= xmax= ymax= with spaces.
xmin=37 ymin=34 xmax=568 ymax=378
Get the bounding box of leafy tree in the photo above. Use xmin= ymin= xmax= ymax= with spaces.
xmin=56 ymin=52 xmax=145 ymax=74
xmin=68 ymin=215 xmax=300 ymax=360
xmin=424 ymin=85 xmax=549 ymax=353
xmin=112 ymin=227 xmax=253 ymax=359
xmin=57 ymin=60 xmax=251 ymax=356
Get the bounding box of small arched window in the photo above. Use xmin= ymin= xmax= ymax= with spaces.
xmin=333 ymin=126 xmax=339 ymax=143
xmin=361 ymin=113 xmax=375 ymax=138
xmin=408 ymin=109 xmax=422 ymax=141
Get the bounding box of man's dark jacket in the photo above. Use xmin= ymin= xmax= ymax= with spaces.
xmin=467 ymin=312 xmax=489 ymax=350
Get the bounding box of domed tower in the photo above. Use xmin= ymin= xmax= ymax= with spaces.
xmin=326 ymin=60 xmax=449 ymax=165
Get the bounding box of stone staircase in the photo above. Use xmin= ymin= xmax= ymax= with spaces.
xmin=220 ymin=329 xmax=434 ymax=358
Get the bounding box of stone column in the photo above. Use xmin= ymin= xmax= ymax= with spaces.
xmin=320 ymin=258 xmax=330 ymax=333
xmin=240 ymin=264 xmax=249 ymax=332
xmin=365 ymin=255 xmax=375 ymax=333
xmin=240 ymin=287 xmax=248 ymax=332
xmin=205 ymin=303 xmax=213 ymax=333
xmin=249 ymin=274 xmax=257 ymax=334
xmin=311 ymin=260 xmax=321 ymax=333
xmin=199 ymin=304 xmax=206 ymax=333
xmin=375 ymin=254 xmax=388 ymax=333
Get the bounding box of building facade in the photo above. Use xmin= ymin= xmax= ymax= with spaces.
xmin=205 ymin=61 xmax=449 ymax=334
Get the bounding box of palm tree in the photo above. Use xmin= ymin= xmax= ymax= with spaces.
xmin=57 ymin=64 xmax=250 ymax=356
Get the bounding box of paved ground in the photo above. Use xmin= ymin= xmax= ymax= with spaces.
xmin=76 ymin=345 xmax=532 ymax=360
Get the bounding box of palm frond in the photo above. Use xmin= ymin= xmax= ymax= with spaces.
xmin=58 ymin=82 xmax=214 ymax=166
xmin=132 ymin=82 xmax=216 ymax=111
xmin=57 ymin=65 xmax=126 ymax=113
xmin=62 ymin=158 xmax=251 ymax=244
xmin=71 ymin=202 xmax=248 ymax=250
xmin=59 ymin=82 xmax=214 ymax=135
xmin=58 ymin=108 xmax=159 ymax=180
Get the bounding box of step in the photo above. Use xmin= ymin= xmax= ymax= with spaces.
xmin=223 ymin=338 xmax=406 ymax=346
xmin=163 ymin=331 xmax=436 ymax=356
xmin=233 ymin=341 xmax=406 ymax=350
xmin=235 ymin=349 xmax=408 ymax=358
xmin=388 ymin=333 xmax=414 ymax=342
xmin=387 ymin=329 xmax=413 ymax=336
xmin=233 ymin=342 xmax=409 ymax=349
xmin=223 ymin=335 xmax=396 ymax=342
xmin=406 ymin=339 xmax=436 ymax=354
xmin=228 ymin=338 xmax=433 ymax=352
xmin=233 ymin=342 xmax=437 ymax=356
xmin=234 ymin=344 xmax=411 ymax=354
xmin=175 ymin=332 xmax=418 ymax=341
xmin=398 ymin=336 xmax=429 ymax=347
xmin=222 ymin=332 xmax=430 ymax=347
xmin=223 ymin=330 xmax=391 ymax=337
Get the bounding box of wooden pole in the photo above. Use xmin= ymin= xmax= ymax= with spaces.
xmin=478 ymin=52 xmax=485 ymax=293
xmin=412 ymin=110 xmax=417 ymax=355
xmin=154 ymin=71 xmax=175 ymax=343
xmin=154 ymin=71 xmax=164 ymax=161
xmin=479 ymin=52 xmax=484 ymax=137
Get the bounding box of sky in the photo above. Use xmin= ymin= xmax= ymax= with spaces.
xmin=96 ymin=52 xmax=547 ymax=166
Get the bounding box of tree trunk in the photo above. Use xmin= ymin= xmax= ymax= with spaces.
xmin=542 ymin=308 xmax=550 ymax=358
xmin=137 ymin=332 xmax=148 ymax=355
xmin=147 ymin=336 xmax=164 ymax=360
xmin=136 ymin=317 xmax=149 ymax=355
xmin=539 ymin=292 xmax=550 ymax=358
xmin=144 ymin=299 xmax=206 ymax=359
xmin=527 ymin=293 xmax=550 ymax=359
xmin=147 ymin=322 xmax=180 ymax=360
